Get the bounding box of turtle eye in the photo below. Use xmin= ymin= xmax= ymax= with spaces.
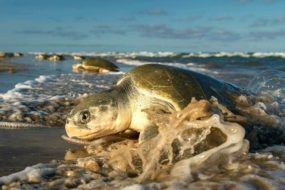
xmin=79 ymin=110 xmax=91 ymax=124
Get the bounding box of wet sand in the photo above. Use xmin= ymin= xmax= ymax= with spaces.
xmin=0 ymin=127 xmax=78 ymax=176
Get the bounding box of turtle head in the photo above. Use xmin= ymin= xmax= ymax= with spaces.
xmin=65 ymin=91 xmax=131 ymax=140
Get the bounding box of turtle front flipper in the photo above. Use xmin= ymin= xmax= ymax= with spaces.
xmin=138 ymin=124 xmax=159 ymax=144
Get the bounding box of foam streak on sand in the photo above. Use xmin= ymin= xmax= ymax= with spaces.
xmin=0 ymin=164 xmax=55 ymax=186
xmin=0 ymin=121 xmax=46 ymax=128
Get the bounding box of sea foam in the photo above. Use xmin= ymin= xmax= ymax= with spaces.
xmin=27 ymin=51 xmax=285 ymax=61
xmin=0 ymin=73 xmax=122 ymax=126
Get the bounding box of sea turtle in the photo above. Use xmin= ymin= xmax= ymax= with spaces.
xmin=73 ymin=55 xmax=85 ymax=61
xmin=72 ymin=57 xmax=119 ymax=73
xmin=35 ymin=54 xmax=49 ymax=61
xmin=48 ymin=54 xmax=64 ymax=61
xmin=13 ymin=52 xmax=23 ymax=57
xmin=65 ymin=64 xmax=242 ymax=143
xmin=0 ymin=52 xmax=14 ymax=58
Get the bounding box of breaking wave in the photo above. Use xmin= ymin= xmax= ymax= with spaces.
xmin=29 ymin=51 xmax=285 ymax=59
xmin=248 ymin=70 xmax=285 ymax=103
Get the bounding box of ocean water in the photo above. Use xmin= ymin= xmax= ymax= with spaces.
xmin=1 ymin=52 xmax=285 ymax=188
xmin=2 ymin=52 xmax=285 ymax=102
xmin=1 ymin=52 xmax=284 ymax=130
xmin=2 ymin=52 xmax=285 ymax=93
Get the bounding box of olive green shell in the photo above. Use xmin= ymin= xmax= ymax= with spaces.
xmin=82 ymin=57 xmax=119 ymax=71
xmin=119 ymin=64 xmax=241 ymax=110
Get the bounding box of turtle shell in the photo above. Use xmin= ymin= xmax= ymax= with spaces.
xmin=82 ymin=57 xmax=119 ymax=72
xmin=118 ymin=64 xmax=241 ymax=110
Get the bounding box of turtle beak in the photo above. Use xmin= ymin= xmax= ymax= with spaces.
xmin=65 ymin=117 xmax=90 ymax=139
xmin=65 ymin=122 xmax=93 ymax=140
xmin=65 ymin=123 xmax=118 ymax=141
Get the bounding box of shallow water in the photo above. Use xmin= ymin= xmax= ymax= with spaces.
xmin=1 ymin=52 xmax=285 ymax=189
xmin=0 ymin=128 xmax=79 ymax=176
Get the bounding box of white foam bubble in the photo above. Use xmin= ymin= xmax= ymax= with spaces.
xmin=0 ymin=163 xmax=55 ymax=185
xmin=0 ymin=90 xmax=23 ymax=101
xmin=252 ymin=52 xmax=285 ymax=58
xmin=35 ymin=75 xmax=52 ymax=83
xmin=14 ymin=83 xmax=33 ymax=89
xmin=49 ymin=95 xmax=65 ymax=101
xmin=181 ymin=52 xmax=285 ymax=58
xmin=122 ymin=51 xmax=177 ymax=58
xmin=116 ymin=58 xmax=188 ymax=68
xmin=116 ymin=59 xmax=156 ymax=65
xmin=116 ymin=59 xmax=219 ymax=76
xmin=182 ymin=52 xmax=249 ymax=58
